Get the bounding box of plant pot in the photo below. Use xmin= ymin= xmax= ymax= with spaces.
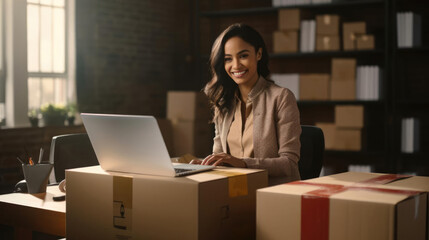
xmin=67 ymin=116 xmax=76 ymax=126
xmin=43 ymin=115 xmax=66 ymax=126
xmin=29 ymin=117 xmax=39 ymax=127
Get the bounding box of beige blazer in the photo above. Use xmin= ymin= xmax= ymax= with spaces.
xmin=213 ymin=76 xmax=302 ymax=185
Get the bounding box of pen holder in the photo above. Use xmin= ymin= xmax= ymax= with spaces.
xmin=22 ymin=163 xmax=53 ymax=194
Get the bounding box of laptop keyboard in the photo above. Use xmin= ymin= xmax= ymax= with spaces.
xmin=174 ymin=168 xmax=193 ymax=174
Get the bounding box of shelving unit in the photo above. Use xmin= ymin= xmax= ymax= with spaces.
xmin=194 ymin=0 xmax=428 ymax=175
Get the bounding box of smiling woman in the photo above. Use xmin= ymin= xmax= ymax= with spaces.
xmin=192 ymin=23 xmax=302 ymax=185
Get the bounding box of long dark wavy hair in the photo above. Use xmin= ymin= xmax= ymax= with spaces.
xmin=204 ymin=23 xmax=270 ymax=121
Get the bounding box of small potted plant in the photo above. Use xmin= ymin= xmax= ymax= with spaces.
xmin=40 ymin=103 xmax=68 ymax=126
xmin=28 ymin=108 xmax=40 ymax=127
xmin=66 ymin=102 xmax=78 ymax=126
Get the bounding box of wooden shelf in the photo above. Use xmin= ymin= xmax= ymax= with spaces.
xmin=298 ymin=100 xmax=383 ymax=106
xmin=200 ymin=0 xmax=384 ymax=17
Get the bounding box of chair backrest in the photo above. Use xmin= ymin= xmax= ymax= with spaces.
xmin=49 ymin=133 xmax=99 ymax=183
xmin=299 ymin=125 xmax=325 ymax=180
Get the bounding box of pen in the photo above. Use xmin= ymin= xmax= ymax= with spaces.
xmin=29 ymin=157 xmax=34 ymax=165
xmin=38 ymin=147 xmax=44 ymax=164
xmin=16 ymin=157 xmax=25 ymax=165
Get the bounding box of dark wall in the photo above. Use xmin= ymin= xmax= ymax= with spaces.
xmin=76 ymin=0 xmax=194 ymax=117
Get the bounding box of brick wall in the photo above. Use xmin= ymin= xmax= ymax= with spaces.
xmin=76 ymin=0 xmax=195 ymax=116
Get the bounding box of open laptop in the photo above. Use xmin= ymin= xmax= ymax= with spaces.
xmin=80 ymin=113 xmax=214 ymax=177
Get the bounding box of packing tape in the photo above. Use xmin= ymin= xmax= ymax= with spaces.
xmin=288 ymin=180 xmax=423 ymax=240
xmin=113 ymin=176 xmax=133 ymax=232
xmin=209 ymin=171 xmax=248 ymax=198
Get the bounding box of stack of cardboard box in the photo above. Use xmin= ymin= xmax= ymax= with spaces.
xmin=343 ymin=21 xmax=375 ymax=50
xmin=273 ymin=9 xmax=300 ymax=53
xmin=167 ymin=91 xmax=213 ymax=158
xmin=330 ymin=58 xmax=356 ymax=100
xmin=299 ymin=74 xmax=330 ymax=100
xmin=316 ymin=14 xmax=340 ymax=51
xmin=316 ymin=105 xmax=364 ymax=151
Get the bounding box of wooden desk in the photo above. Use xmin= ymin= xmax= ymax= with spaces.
xmin=0 ymin=186 xmax=66 ymax=239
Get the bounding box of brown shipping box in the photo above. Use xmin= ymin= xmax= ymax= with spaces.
xmin=273 ymin=31 xmax=298 ymax=53
xmin=299 ymin=74 xmax=330 ymax=100
xmin=311 ymin=171 xmax=429 ymax=240
xmin=278 ymin=9 xmax=300 ymax=30
xmin=316 ymin=35 xmax=340 ymax=51
xmin=315 ymin=122 xmax=336 ymax=150
xmin=335 ymin=105 xmax=364 ymax=128
xmin=257 ymin=172 xmax=428 ymax=240
xmin=67 ymin=166 xmax=268 ymax=240
xmin=343 ymin=22 xmax=366 ymax=51
xmin=167 ymin=91 xmax=211 ymax=121
xmin=330 ymin=80 xmax=356 ymax=100
xmin=334 ymin=127 xmax=361 ymax=151
xmin=171 ymin=119 xmax=213 ymax=158
xmin=316 ymin=14 xmax=340 ymax=35
xmin=331 ymin=58 xmax=357 ymax=81
xmin=357 ymin=34 xmax=375 ymax=50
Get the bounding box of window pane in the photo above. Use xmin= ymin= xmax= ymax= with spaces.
xmin=40 ymin=6 xmax=52 ymax=72
xmin=41 ymin=77 xmax=54 ymax=105
xmin=27 ymin=0 xmax=39 ymax=4
xmin=27 ymin=4 xmax=40 ymax=72
xmin=40 ymin=0 xmax=52 ymax=5
xmin=54 ymin=78 xmax=67 ymax=104
xmin=28 ymin=77 xmax=42 ymax=109
xmin=52 ymin=0 xmax=65 ymax=7
xmin=53 ymin=8 xmax=65 ymax=73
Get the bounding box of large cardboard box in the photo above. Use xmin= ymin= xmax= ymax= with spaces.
xmin=357 ymin=34 xmax=375 ymax=50
xmin=257 ymin=172 xmax=428 ymax=240
xmin=330 ymin=80 xmax=356 ymax=100
xmin=331 ymin=58 xmax=357 ymax=81
xmin=167 ymin=91 xmax=211 ymax=121
xmin=299 ymin=74 xmax=330 ymax=100
xmin=335 ymin=105 xmax=364 ymax=128
xmin=311 ymin=171 xmax=429 ymax=240
xmin=335 ymin=128 xmax=361 ymax=151
xmin=171 ymin=119 xmax=213 ymax=158
xmin=316 ymin=14 xmax=340 ymax=35
xmin=273 ymin=31 xmax=298 ymax=53
xmin=343 ymin=22 xmax=366 ymax=51
xmin=278 ymin=9 xmax=300 ymax=30
xmin=67 ymin=165 xmax=268 ymax=240
xmin=316 ymin=35 xmax=340 ymax=51
xmin=315 ymin=122 xmax=336 ymax=150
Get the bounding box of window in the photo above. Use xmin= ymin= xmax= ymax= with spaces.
xmin=27 ymin=0 xmax=67 ymax=110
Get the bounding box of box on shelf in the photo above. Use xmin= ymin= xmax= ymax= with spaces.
xmin=171 ymin=119 xmax=213 ymax=158
xmin=331 ymin=58 xmax=357 ymax=81
xmin=67 ymin=166 xmax=268 ymax=240
xmin=273 ymin=31 xmax=298 ymax=53
xmin=278 ymin=9 xmax=300 ymax=30
xmin=257 ymin=172 xmax=428 ymax=240
xmin=316 ymin=35 xmax=340 ymax=51
xmin=316 ymin=14 xmax=340 ymax=35
xmin=271 ymin=73 xmax=300 ymax=100
xmin=334 ymin=128 xmax=361 ymax=151
xmin=167 ymin=91 xmax=211 ymax=121
xmin=330 ymin=80 xmax=356 ymax=100
xmin=299 ymin=74 xmax=330 ymax=100
xmin=315 ymin=122 xmax=336 ymax=150
xmin=356 ymin=34 xmax=375 ymax=50
xmin=335 ymin=105 xmax=364 ymax=128
xmin=343 ymin=22 xmax=366 ymax=50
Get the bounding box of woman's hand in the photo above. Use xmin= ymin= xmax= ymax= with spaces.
xmin=190 ymin=153 xmax=246 ymax=168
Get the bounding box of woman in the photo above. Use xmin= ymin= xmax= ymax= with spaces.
xmin=192 ymin=23 xmax=301 ymax=185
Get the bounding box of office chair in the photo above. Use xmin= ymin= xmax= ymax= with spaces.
xmin=49 ymin=133 xmax=99 ymax=183
xmin=298 ymin=125 xmax=325 ymax=180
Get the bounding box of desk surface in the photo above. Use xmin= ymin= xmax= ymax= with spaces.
xmin=0 ymin=186 xmax=66 ymax=239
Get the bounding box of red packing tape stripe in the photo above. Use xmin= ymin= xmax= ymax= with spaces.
xmin=288 ymin=180 xmax=422 ymax=240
